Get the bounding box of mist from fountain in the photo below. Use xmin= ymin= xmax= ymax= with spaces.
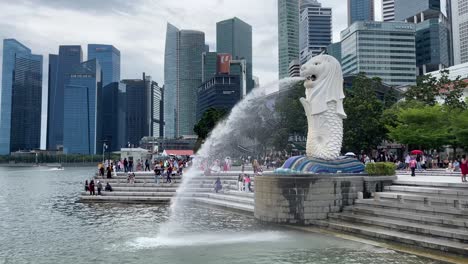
xmin=157 ymin=77 xmax=304 ymax=238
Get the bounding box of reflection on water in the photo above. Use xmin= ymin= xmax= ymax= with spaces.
xmin=0 ymin=166 xmax=442 ymax=264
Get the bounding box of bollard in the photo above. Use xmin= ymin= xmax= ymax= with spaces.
xmin=357 ymin=192 xmax=364 ymax=200
xmin=397 ymin=194 xmax=404 ymax=204
xmin=374 ymin=192 xmax=380 ymax=201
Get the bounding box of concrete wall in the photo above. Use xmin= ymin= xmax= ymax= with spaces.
xmin=254 ymin=174 xmax=365 ymax=224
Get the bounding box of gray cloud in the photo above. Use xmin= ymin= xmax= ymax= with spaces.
xmin=18 ymin=0 xmax=144 ymax=14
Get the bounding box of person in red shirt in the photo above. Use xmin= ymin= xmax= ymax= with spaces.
xmin=461 ymin=155 xmax=468 ymax=182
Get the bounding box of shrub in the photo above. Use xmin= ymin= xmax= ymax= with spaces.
xmin=365 ymin=162 xmax=396 ymax=176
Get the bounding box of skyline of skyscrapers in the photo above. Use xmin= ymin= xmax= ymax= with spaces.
xmin=449 ymin=0 xmax=468 ymax=65
xmin=0 ymin=39 xmax=43 ymax=154
xmin=382 ymin=0 xmax=396 ymax=21
xmin=348 ymin=0 xmax=375 ymax=26
xmin=299 ymin=0 xmax=332 ymax=64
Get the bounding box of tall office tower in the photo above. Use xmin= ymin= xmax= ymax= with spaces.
xmin=102 ymin=82 xmax=127 ymax=151
xmin=217 ymin=17 xmax=253 ymax=93
xmin=278 ymin=0 xmax=299 ymax=79
xmin=299 ymin=0 xmax=332 ymax=64
xmin=400 ymin=1 xmax=450 ymax=74
xmin=47 ymin=45 xmax=83 ymax=151
xmin=326 ymin=42 xmax=342 ymax=63
xmin=164 ymin=23 xmax=205 ymax=138
xmin=382 ymin=0 xmax=395 ymax=21
xmin=151 ymin=81 xmax=164 ymax=138
xmin=202 ymin=51 xmax=218 ymax=82
xmin=348 ymin=0 xmax=375 ymax=26
xmin=0 ymin=39 xmax=43 ymax=154
xmin=87 ymin=44 xmax=121 ymax=87
xmin=394 ymin=0 xmax=440 ymax=21
xmin=341 ymin=21 xmax=417 ymax=87
xmin=121 ymin=73 xmax=152 ymax=146
xmin=449 ymin=0 xmax=468 ymax=64
xmin=63 ymin=59 xmax=102 ymax=154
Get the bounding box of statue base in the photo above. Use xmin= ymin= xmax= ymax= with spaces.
xmin=275 ymin=155 xmax=365 ymax=174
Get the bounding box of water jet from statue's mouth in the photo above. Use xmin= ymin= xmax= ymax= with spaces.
xmin=306 ymin=75 xmax=317 ymax=81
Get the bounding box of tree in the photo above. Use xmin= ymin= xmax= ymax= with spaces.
xmin=387 ymin=105 xmax=450 ymax=150
xmin=452 ymin=109 xmax=468 ymax=149
xmin=342 ymin=74 xmax=387 ymax=154
xmin=193 ymin=108 xmax=228 ymax=140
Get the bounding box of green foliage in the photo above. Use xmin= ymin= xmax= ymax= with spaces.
xmin=193 ymin=108 xmax=228 ymax=140
xmin=343 ymin=74 xmax=388 ymax=153
xmin=405 ymin=69 xmax=467 ymax=110
xmin=452 ymin=110 xmax=468 ymax=148
xmin=365 ymin=162 xmax=396 ymax=176
xmin=272 ymin=81 xmax=307 ymax=150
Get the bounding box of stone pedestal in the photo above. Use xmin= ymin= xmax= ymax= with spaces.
xmin=254 ymin=174 xmax=395 ymax=224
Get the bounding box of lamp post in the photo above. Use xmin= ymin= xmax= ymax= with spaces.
xmin=102 ymin=143 xmax=108 ymax=163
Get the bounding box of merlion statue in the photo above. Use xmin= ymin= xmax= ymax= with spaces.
xmin=299 ymin=55 xmax=346 ymax=160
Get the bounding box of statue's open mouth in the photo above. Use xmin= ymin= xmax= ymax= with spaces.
xmin=306 ymin=75 xmax=317 ymax=81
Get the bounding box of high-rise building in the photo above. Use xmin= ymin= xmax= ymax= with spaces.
xmin=151 ymin=81 xmax=164 ymax=138
xmin=164 ymin=23 xmax=205 ymax=138
xmin=288 ymin=60 xmax=300 ymax=77
xmin=403 ymin=10 xmax=450 ymax=75
xmin=449 ymin=0 xmax=468 ymax=65
xmin=63 ymin=59 xmax=102 ymax=154
xmin=394 ymin=0 xmax=440 ymax=21
xmin=341 ymin=21 xmax=417 ymax=87
xmin=348 ymin=0 xmax=375 ymax=26
xmin=216 ymin=17 xmax=253 ymax=93
xmin=87 ymin=44 xmax=121 ymax=87
xmin=122 ymin=73 xmax=152 ymax=146
xmin=278 ymin=0 xmax=300 ymax=79
xmin=326 ymin=42 xmax=342 ymax=63
xmin=0 ymin=39 xmax=43 ymax=154
xmin=47 ymin=45 xmax=83 ymax=151
xmin=102 ymin=82 xmax=127 ymax=151
xmin=202 ymin=51 xmax=218 ymax=82
xmin=299 ymin=0 xmax=332 ymax=64
xmin=382 ymin=0 xmax=395 ymax=21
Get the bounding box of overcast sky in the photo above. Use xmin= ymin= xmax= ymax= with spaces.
xmin=0 ymin=0 xmax=386 ymax=148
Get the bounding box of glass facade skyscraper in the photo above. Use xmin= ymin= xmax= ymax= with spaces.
xmin=102 ymin=82 xmax=127 ymax=151
xmin=121 ymin=74 xmax=152 ymax=146
xmin=87 ymin=44 xmax=121 ymax=87
xmin=202 ymin=52 xmax=218 ymax=82
xmin=63 ymin=59 xmax=102 ymax=154
xmin=449 ymin=0 xmax=468 ymax=64
xmin=0 ymin=39 xmax=43 ymax=154
xmin=382 ymin=0 xmax=396 ymax=21
xmin=341 ymin=21 xmax=417 ymax=86
xmin=299 ymin=0 xmax=332 ymax=64
xmin=164 ymin=23 xmax=205 ymax=138
xmin=278 ymin=0 xmax=299 ymax=79
xmin=217 ymin=17 xmax=253 ymax=93
xmin=348 ymin=0 xmax=375 ymax=26
xmin=47 ymin=45 xmax=83 ymax=150
xmin=394 ymin=0 xmax=440 ymax=21
xmin=151 ymin=82 xmax=164 ymax=138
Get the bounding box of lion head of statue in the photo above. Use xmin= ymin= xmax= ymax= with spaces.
xmin=300 ymin=55 xmax=346 ymax=117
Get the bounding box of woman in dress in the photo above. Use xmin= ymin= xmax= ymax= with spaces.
xmin=461 ymin=155 xmax=468 ymax=182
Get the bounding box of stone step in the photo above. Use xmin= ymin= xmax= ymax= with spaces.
xmin=329 ymin=212 xmax=468 ymax=242
xmin=393 ymin=180 xmax=468 ymax=188
xmin=315 ymin=220 xmax=468 ymax=256
xmin=376 ymin=192 xmax=468 ymax=208
xmin=99 ymin=183 xmax=181 ymax=188
xmin=355 ymin=199 xmax=468 ymax=218
xmin=188 ymin=192 xmax=255 ymax=205
xmin=345 ymin=205 xmax=468 ymax=229
xmin=79 ymin=195 xmax=170 ymax=203
xmin=189 ymin=197 xmax=254 ymax=213
xmin=81 ymin=191 xmax=175 ymax=197
xmin=384 ymin=186 xmax=468 ymax=198
xmin=95 ymin=179 xmax=182 ymax=184
xmin=111 ymin=187 xmax=178 ymax=192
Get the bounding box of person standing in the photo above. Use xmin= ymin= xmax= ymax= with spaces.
xmin=84 ymin=180 xmax=89 ymax=192
xmin=166 ymin=166 xmax=172 ymax=183
xmin=97 ymin=181 xmax=103 ymax=195
xmin=106 ymin=166 xmax=112 ymax=179
xmin=145 ymin=159 xmax=150 ymax=171
xmin=410 ymin=158 xmax=417 ymax=177
xmin=128 ymin=159 xmax=133 ymax=172
xmin=123 ymin=158 xmax=128 ymax=172
xmin=154 ymin=166 xmax=161 ymax=184
xmin=238 ymin=174 xmax=244 ymax=191
xmin=214 ymin=177 xmax=222 ymax=193
xmin=405 ymin=154 xmax=411 ymax=172
xmin=89 ymin=180 xmax=95 ymax=195
xmin=461 ymin=155 xmax=468 ymax=182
